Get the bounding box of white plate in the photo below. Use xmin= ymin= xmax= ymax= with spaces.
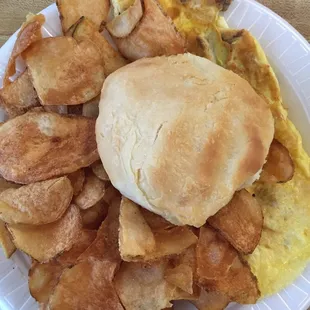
xmin=0 ymin=1 xmax=309 ymax=309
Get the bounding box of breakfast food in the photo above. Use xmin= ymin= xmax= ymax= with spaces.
xmin=0 ymin=0 xmax=309 ymax=309
xmin=96 ymin=53 xmax=274 ymax=227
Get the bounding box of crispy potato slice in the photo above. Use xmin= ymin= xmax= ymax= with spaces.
xmin=196 ymin=226 xmax=236 ymax=280
xmin=165 ymin=264 xmax=193 ymax=295
xmin=191 ymin=289 xmax=230 ymax=310
xmin=49 ymin=259 xmax=123 ymax=310
xmin=82 ymin=95 xmax=100 ymax=118
xmin=0 ymin=177 xmax=20 ymax=193
xmin=72 ymin=17 xmax=128 ymax=76
xmin=259 ymin=139 xmax=294 ymax=183
xmin=91 ymin=161 xmax=110 ymax=181
xmin=0 ymin=111 xmax=99 ymax=184
xmin=78 ymin=196 xmax=121 ymax=265
xmin=29 ymin=230 xmax=96 ymax=303
xmin=23 ymin=37 xmax=105 ymax=106
xmin=56 ymin=0 xmax=110 ymax=32
xmin=208 ymin=190 xmax=263 ymax=254
xmin=8 ymin=205 xmax=82 ymax=262
xmin=74 ymin=170 xmax=106 ymax=210
xmin=119 ymin=198 xmax=197 ymax=261
xmin=119 ymin=198 xmax=156 ymax=259
xmin=0 ymin=220 xmax=16 ymax=258
xmin=44 ymin=105 xmax=68 ymax=114
xmin=81 ymin=200 xmax=108 ymax=229
xmin=67 ymin=104 xmax=83 ymax=115
xmin=140 ymin=208 xmax=174 ymax=231
xmin=111 ymin=0 xmax=135 ymax=15
xmin=107 ymin=0 xmax=143 ymax=38
xmin=0 ymin=177 xmax=73 ymax=225
xmin=67 ymin=169 xmax=85 ymax=196
xmin=103 ymin=184 xmax=121 ymax=204
xmin=114 ymin=0 xmax=185 ymax=61
xmin=3 ymin=14 xmax=45 ymax=86
xmin=197 ymin=227 xmax=260 ymax=304
xmin=0 ymin=70 xmax=39 ymax=118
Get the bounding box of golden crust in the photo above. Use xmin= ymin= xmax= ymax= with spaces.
xmin=96 ymin=54 xmax=274 ymax=227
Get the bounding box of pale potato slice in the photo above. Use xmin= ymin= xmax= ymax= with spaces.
xmin=49 ymin=260 xmax=123 ymax=310
xmin=0 ymin=70 xmax=39 ymax=118
xmin=259 ymin=139 xmax=294 ymax=183
xmin=29 ymin=230 xmax=96 ymax=303
xmin=114 ymin=0 xmax=185 ymax=61
xmin=0 ymin=177 xmax=73 ymax=225
xmin=107 ymin=0 xmax=143 ymax=38
xmin=0 ymin=111 xmax=99 ymax=184
xmin=3 ymin=14 xmax=45 ymax=86
xmin=111 ymin=0 xmax=135 ymax=15
xmin=56 ymin=0 xmax=110 ymax=32
xmin=67 ymin=169 xmax=85 ymax=196
xmin=24 ymin=37 xmax=105 ymax=106
xmin=8 ymin=205 xmax=82 ymax=262
xmin=208 ymin=190 xmax=263 ymax=254
xmin=91 ymin=161 xmax=110 ymax=181
xmin=0 ymin=220 xmax=16 ymax=258
xmin=74 ymin=170 xmax=106 ymax=210
xmin=72 ymin=17 xmax=128 ymax=76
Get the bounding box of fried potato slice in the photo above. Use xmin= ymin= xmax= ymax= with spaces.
xmin=111 ymin=0 xmax=135 ymax=15
xmin=78 ymin=196 xmax=121 ymax=265
xmin=56 ymin=0 xmax=110 ymax=32
xmin=81 ymin=200 xmax=108 ymax=229
xmin=3 ymin=14 xmax=45 ymax=86
xmin=208 ymin=190 xmax=263 ymax=254
xmin=8 ymin=205 xmax=82 ymax=262
xmin=140 ymin=208 xmax=174 ymax=231
xmin=119 ymin=198 xmax=156 ymax=259
xmin=114 ymin=0 xmax=185 ymax=61
xmin=44 ymin=105 xmax=68 ymax=114
xmin=91 ymin=160 xmax=110 ymax=181
xmin=197 ymin=227 xmax=260 ymax=304
xmin=82 ymin=95 xmax=100 ymax=118
xmin=0 ymin=220 xmax=16 ymax=258
xmin=29 ymin=230 xmax=96 ymax=303
xmin=24 ymin=37 xmax=105 ymax=106
xmin=0 ymin=111 xmax=99 ymax=184
xmin=165 ymin=264 xmax=193 ymax=295
xmin=119 ymin=198 xmax=197 ymax=261
xmin=0 ymin=70 xmax=39 ymax=118
xmin=72 ymin=17 xmax=128 ymax=76
xmin=49 ymin=259 xmax=123 ymax=310
xmin=191 ymin=289 xmax=230 ymax=310
xmin=74 ymin=170 xmax=106 ymax=210
xmin=107 ymin=0 xmax=143 ymax=38
xmin=0 ymin=177 xmax=20 ymax=193
xmin=67 ymin=169 xmax=85 ymax=196
xmin=259 ymin=139 xmax=294 ymax=183
xmin=0 ymin=177 xmax=73 ymax=225
xmin=103 ymin=184 xmax=121 ymax=204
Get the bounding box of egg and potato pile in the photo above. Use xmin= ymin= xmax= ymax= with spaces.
xmin=0 ymin=0 xmax=308 ymax=309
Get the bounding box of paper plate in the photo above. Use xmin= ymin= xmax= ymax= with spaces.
xmin=0 ymin=0 xmax=309 ymax=309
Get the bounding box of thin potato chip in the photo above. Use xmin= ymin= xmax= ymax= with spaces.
xmin=111 ymin=0 xmax=134 ymax=15
xmin=78 ymin=196 xmax=121 ymax=265
xmin=196 ymin=226 xmax=236 ymax=280
xmin=208 ymin=190 xmax=263 ymax=254
xmin=67 ymin=104 xmax=83 ymax=115
xmin=119 ymin=198 xmax=197 ymax=261
xmin=3 ymin=14 xmax=45 ymax=86
xmin=82 ymin=95 xmax=100 ymax=118
xmin=56 ymin=0 xmax=110 ymax=32
xmin=0 ymin=70 xmax=39 ymax=118
xmin=72 ymin=17 xmax=128 ymax=76
xmin=259 ymin=139 xmax=295 ymax=183
xmin=67 ymin=169 xmax=85 ymax=196
xmin=74 ymin=170 xmax=106 ymax=210
xmin=81 ymin=200 xmax=108 ymax=229
xmin=0 ymin=220 xmax=16 ymax=258
xmin=140 ymin=208 xmax=174 ymax=231
xmin=107 ymin=0 xmax=143 ymax=38
xmin=114 ymin=0 xmax=185 ymax=61
xmin=0 ymin=111 xmax=99 ymax=184
xmin=103 ymin=184 xmax=121 ymax=204
xmin=0 ymin=177 xmax=73 ymax=225
xmin=0 ymin=177 xmax=20 ymax=193
xmin=119 ymin=198 xmax=156 ymax=260
xmin=24 ymin=37 xmax=105 ymax=106
xmin=8 ymin=205 xmax=82 ymax=262
xmin=91 ymin=161 xmax=110 ymax=181
xmin=29 ymin=230 xmax=96 ymax=303
xmin=49 ymin=259 xmax=123 ymax=310
xmin=191 ymin=289 xmax=230 ymax=310
xmin=165 ymin=264 xmax=193 ymax=294
xmin=44 ymin=105 xmax=68 ymax=114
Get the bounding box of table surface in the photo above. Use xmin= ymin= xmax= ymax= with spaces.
xmin=0 ymin=0 xmax=309 ymax=47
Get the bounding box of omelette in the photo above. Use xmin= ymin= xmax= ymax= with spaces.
xmin=158 ymin=0 xmax=310 ymax=297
